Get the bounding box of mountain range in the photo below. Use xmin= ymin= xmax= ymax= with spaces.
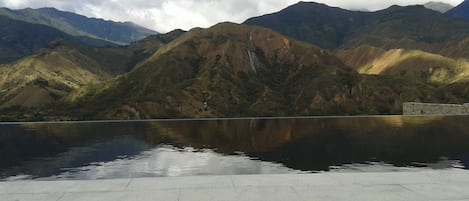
xmin=0 ymin=7 xmax=157 ymax=45
xmin=245 ymin=1 xmax=469 ymax=84
xmin=244 ymin=2 xmax=469 ymax=56
xmin=0 ymin=15 xmax=118 ymax=64
xmin=62 ymin=22 xmax=446 ymax=120
xmin=0 ymin=1 xmax=469 ymax=121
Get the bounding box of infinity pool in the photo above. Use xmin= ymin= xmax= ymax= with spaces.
xmin=1 ymin=116 xmax=469 ymax=180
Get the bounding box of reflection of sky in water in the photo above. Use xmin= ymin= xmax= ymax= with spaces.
xmin=39 ymin=145 xmax=304 ymax=180
xmin=5 ymin=146 xmax=466 ymax=181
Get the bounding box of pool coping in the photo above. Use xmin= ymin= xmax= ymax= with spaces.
xmin=2 ymin=170 xmax=469 ymax=201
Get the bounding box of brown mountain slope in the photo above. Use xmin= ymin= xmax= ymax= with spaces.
xmin=64 ymin=23 xmax=450 ymax=120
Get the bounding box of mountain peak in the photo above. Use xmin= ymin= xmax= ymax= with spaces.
xmin=295 ymin=1 xmax=329 ymax=7
xmin=424 ymin=1 xmax=454 ymax=13
xmin=288 ymin=1 xmax=347 ymax=11
xmin=68 ymin=22 xmax=358 ymax=119
xmin=36 ymin=7 xmax=59 ymax=11
xmin=386 ymin=4 xmax=427 ymax=11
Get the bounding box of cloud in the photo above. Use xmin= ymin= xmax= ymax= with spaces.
xmin=73 ymin=0 xmax=298 ymax=33
xmin=0 ymin=0 xmax=464 ymax=33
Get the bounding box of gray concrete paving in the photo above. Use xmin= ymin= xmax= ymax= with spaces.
xmin=2 ymin=169 xmax=469 ymax=201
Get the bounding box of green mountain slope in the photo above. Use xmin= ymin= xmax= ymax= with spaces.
xmin=62 ymin=23 xmax=449 ymax=120
xmin=0 ymin=7 xmax=157 ymax=44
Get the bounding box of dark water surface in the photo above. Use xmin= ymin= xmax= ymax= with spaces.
xmin=1 ymin=116 xmax=469 ymax=180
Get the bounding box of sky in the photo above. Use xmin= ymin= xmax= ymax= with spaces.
xmin=0 ymin=0 xmax=465 ymax=33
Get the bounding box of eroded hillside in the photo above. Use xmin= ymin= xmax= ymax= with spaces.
xmin=62 ymin=23 xmax=452 ymax=120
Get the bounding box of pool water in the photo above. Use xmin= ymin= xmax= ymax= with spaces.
xmin=1 ymin=116 xmax=469 ymax=180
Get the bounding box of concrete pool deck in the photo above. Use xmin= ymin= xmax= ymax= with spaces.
xmin=2 ymin=169 xmax=469 ymax=201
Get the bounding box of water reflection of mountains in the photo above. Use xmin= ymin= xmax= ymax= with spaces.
xmin=1 ymin=116 xmax=469 ymax=178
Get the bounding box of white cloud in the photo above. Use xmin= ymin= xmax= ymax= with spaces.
xmin=0 ymin=0 xmax=465 ymax=33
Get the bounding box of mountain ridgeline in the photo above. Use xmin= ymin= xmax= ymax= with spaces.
xmin=0 ymin=15 xmax=116 ymax=64
xmin=245 ymin=2 xmax=373 ymax=49
xmin=0 ymin=7 xmax=157 ymax=44
xmin=1 ymin=2 xmax=469 ymax=121
xmin=244 ymin=2 xmax=469 ymax=57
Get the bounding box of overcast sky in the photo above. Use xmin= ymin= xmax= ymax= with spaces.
xmin=0 ymin=0 xmax=465 ymax=33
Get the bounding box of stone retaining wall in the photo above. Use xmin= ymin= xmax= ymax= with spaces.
xmin=403 ymin=102 xmax=469 ymax=115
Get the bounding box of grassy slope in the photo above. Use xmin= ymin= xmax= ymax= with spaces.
xmin=337 ymin=46 xmax=469 ymax=85
xmin=0 ymin=34 xmax=165 ymax=110
xmin=0 ymin=45 xmax=109 ymax=108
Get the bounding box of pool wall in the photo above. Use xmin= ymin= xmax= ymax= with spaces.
xmin=403 ymin=102 xmax=469 ymax=115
